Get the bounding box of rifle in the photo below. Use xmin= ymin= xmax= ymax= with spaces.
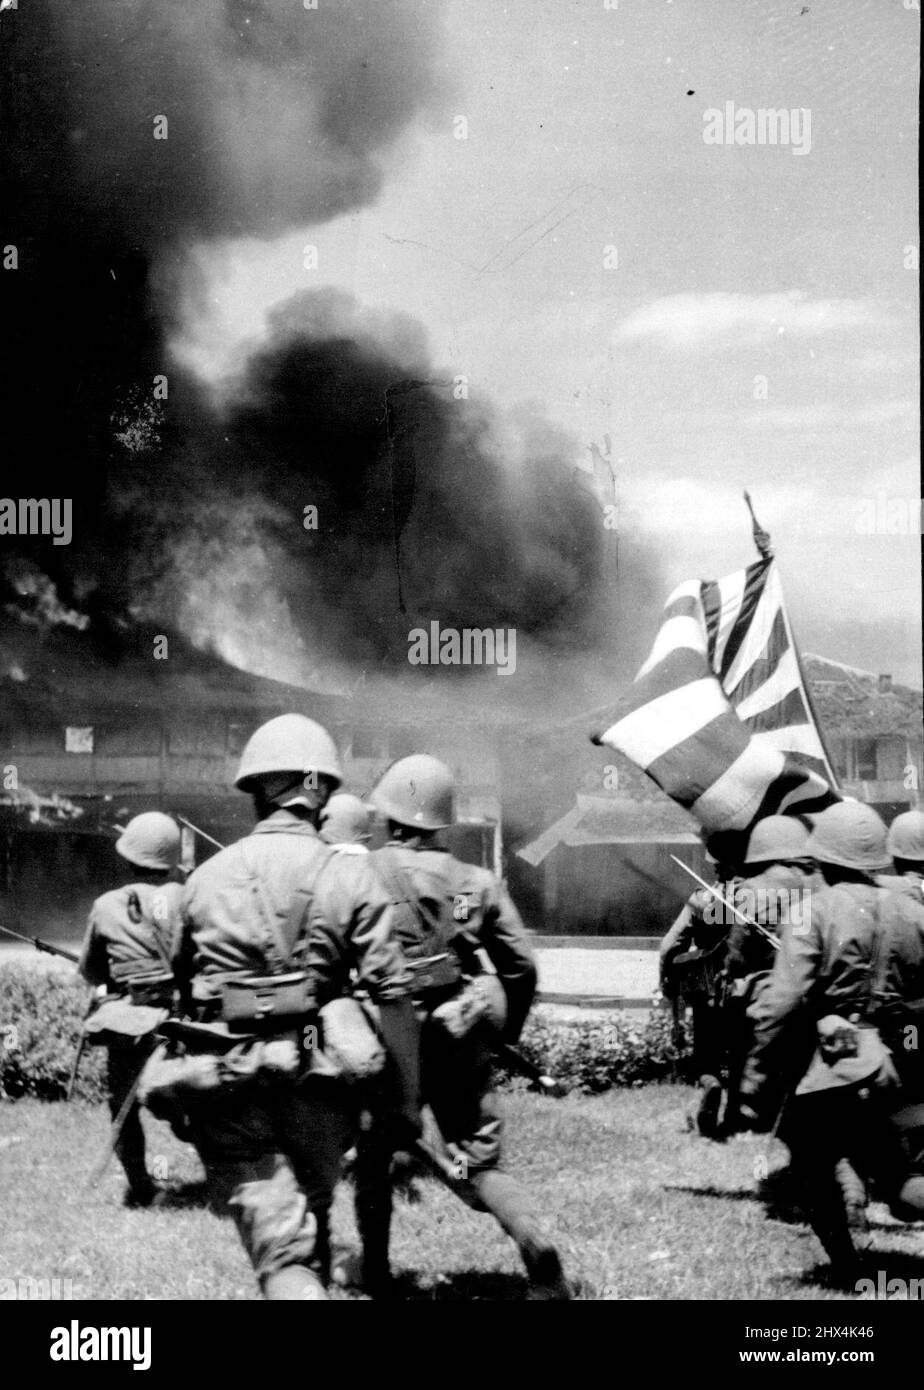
xmin=87 ymin=1042 xmax=161 ymax=1188
xmin=176 ymin=815 xmax=225 ymax=852
xmin=496 ymin=1042 xmax=567 ymax=1097
xmin=668 ymin=856 xmax=781 ymax=951
xmin=185 ymin=828 xmax=567 ymax=1097
xmin=0 ymin=922 xmax=80 ymax=964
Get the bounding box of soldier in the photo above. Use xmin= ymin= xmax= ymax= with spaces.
xmin=739 ymin=801 xmax=924 ymax=1277
xmin=78 ymin=811 xmax=184 ymax=1205
xmin=353 ymin=754 xmax=570 ymax=1299
xmin=722 ymin=816 xmax=815 ymax=1133
xmin=319 ymin=793 xmax=373 ymax=852
xmin=878 ymin=809 xmax=924 ymax=903
xmin=659 ymin=835 xmax=742 ymax=1137
xmin=176 ymin=714 xmax=420 ymax=1301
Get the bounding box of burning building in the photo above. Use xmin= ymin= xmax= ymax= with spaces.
xmin=0 ymin=614 xmax=506 ymax=942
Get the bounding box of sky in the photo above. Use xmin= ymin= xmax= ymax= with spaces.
xmin=172 ymin=0 xmax=921 ymax=684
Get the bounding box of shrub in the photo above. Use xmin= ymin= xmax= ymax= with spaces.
xmin=0 ymin=960 xmax=690 ymax=1103
xmin=0 ymin=961 xmax=106 ymax=1103
xmin=501 ymin=1008 xmax=690 ymax=1094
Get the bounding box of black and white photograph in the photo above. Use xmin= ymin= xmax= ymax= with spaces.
xmin=0 ymin=0 xmax=921 ymax=1345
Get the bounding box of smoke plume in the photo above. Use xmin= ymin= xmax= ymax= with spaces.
xmin=1 ymin=0 xmax=660 ymax=721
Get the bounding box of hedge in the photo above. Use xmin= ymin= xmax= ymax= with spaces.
xmin=0 ymin=961 xmax=106 ymax=1102
xmin=0 ymin=961 xmax=690 ymax=1103
xmin=510 ymin=1008 xmax=689 ymax=1094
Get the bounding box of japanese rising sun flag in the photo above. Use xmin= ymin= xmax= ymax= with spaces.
xmin=594 ymin=554 xmax=839 ymax=834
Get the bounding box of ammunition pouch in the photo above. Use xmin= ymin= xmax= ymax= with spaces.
xmin=797 ymin=1016 xmax=898 ymax=1095
xmin=220 ymin=970 xmax=312 ymax=1033
xmin=318 ymin=997 xmax=386 ymax=1082
xmin=82 ymin=997 xmax=168 ymax=1046
xmin=407 ymin=952 xmax=462 ymax=1001
xmin=138 ymin=1033 xmax=304 ymax=1117
xmin=127 ymin=971 xmax=175 ymax=1008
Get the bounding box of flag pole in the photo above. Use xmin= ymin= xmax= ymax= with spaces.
xmin=742 ymin=492 xmax=841 ymax=792
xmin=743 ymin=490 xmax=773 ymax=560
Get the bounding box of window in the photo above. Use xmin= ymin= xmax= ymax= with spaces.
xmin=65 ymin=726 xmax=94 ymax=754
xmin=875 ymin=735 xmax=906 ymax=781
xmin=854 ymin=738 xmax=877 ymax=781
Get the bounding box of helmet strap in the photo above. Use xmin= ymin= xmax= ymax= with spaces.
xmin=389 ymin=820 xmax=437 ymax=845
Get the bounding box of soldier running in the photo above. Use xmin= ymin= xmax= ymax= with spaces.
xmin=352 ymin=754 xmax=571 ymax=1300
xmin=739 ymin=801 xmax=924 ymax=1278
xmin=78 ymin=811 xmax=184 ymax=1205
xmin=176 ymin=714 xmax=421 ymax=1301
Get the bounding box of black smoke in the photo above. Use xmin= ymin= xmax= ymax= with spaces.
xmin=0 ymin=0 xmax=444 ymax=635
xmin=1 ymin=0 xmax=659 ymax=708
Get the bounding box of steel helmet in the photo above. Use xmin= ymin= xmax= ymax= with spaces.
xmin=744 ymin=815 xmax=812 ymax=868
xmin=320 ymin=793 xmax=373 ymax=845
xmin=234 ymin=714 xmax=342 ymax=793
xmin=116 ymin=812 xmax=181 ymax=872
xmin=806 ymin=801 xmax=890 ymax=872
xmin=886 ymin=810 xmax=924 ymax=862
xmin=370 ymin=754 xmax=454 ymax=831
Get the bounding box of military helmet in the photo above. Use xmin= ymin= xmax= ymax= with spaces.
xmin=320 ymin=793 xmax=373 ymax=845
xmin=234 ymin=714 xmax=342 ymax=793
xmin=806 ymin=801 xmax=890 ymax=872
xmin=369 ymin=754 xmax=455 ymax=831
xmin=116 ymin=811 xmax=181 ymax=872
xmin=744 ymin=815 xmax=812 ymax=868
xmin=886 ymin=809 xmax=924 ymax=862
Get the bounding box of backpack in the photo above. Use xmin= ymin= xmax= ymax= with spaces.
xmin=369 ymin=848 xmax=463 ymax=1000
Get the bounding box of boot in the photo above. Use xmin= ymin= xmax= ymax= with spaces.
xmin=695 ymin=1075 xmax=724 ymax=1139
xmin=261 ymin=1266 xmax=329 ymax=1300
xmin=834 ymin=1159 xmax=869 ymax=1249
xmin=887 ymin=1174 xmax=924 ymax=1223
xmin=470 ymin=1170 xmax=571 ymax=1300
xmin=353 ymin=1126 xmax=395 ymax=1296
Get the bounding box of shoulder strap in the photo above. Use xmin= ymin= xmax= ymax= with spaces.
xmin=370 ymin=847 xmax=451 ymax=947
xmin=866 ymin=895 xmax=897 ymax=1016
xmin=240 ymin=840 xmax=315 ymax=973
xmin=126 ymin=888 xmax=174 ymax=972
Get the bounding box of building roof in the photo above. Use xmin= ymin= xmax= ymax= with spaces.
xmin=517 ymin=793 xmax=699 ymax=866
xmin=802 ymin=654 xmax=923 ymax=741
xmin=0 ymin=612 xmax=343 ymax=723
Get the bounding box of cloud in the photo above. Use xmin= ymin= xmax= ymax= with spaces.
xmin=613 ymin=291 xmax=885 ymax=349
xmin=740 ymin=399 xmax=916 ymax=430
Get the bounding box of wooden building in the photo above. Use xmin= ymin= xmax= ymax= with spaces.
xmin=0 ymin=620 xmax=503 ymax=940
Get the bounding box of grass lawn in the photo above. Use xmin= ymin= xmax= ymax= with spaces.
xmin=2 ymin=1084 xmax=923 ymax=1300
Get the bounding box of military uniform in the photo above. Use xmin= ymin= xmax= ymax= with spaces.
xmin=877 ymin=870 xmax=924 ymax=904
xmin=364 ymin=841 xmax=537 ymax=1169
xmin=742 ymin=861 xmax=924 ymax=1267
xmin=79 ymin=878 xmax=183 ymax=1199
xmin=722 ymin=863 xmax=812 ymax=1131
xmin=178 ymin=807 xmax=412 ymax=1295
xmin=660 ymin=883 xmax=733 ymax=1134
xmin=352 ymin=844 xmax=566 ymax=1296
